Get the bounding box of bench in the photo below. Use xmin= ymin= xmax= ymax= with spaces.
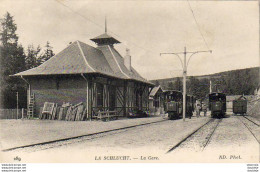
xmin=93 ymin=110 xmax=119 ymax=121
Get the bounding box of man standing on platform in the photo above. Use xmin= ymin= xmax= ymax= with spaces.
xmin=202 ymin=102 xmax=207 ymax=117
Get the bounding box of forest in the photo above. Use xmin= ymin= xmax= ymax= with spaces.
xmin=0 ymin=12 xmax=55 ymax=108
xmin=151 ymin=67 xmax=260 ymax=99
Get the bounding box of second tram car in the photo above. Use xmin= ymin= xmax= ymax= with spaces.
xmin=209 ymin=92 xmax=226 ymax=118
xmin=233 ymin=96 xmax=247 ymax=115
xmin=164 ymin=90 xmax=182 ymax=119
xmin=164 ymin=91 xmax=195 ymax=119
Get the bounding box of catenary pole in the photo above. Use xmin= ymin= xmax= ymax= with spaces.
xmin=183 ymin=47 xmax=187 ymax=121
xmin=160 ymin=48 xmax=212 ymax=121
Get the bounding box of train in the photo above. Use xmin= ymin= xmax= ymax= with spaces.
xmin=164 ymin=90 xmax=195 ymax=120
xmin=208 ymin=92 xmax=226 ymax=118
xmin=233 ymin=96 xmax=247 ymax=115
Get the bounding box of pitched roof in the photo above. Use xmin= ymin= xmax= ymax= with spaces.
xmin=149 ymin=85 xmax=163 ymax=97
xmin=13 ymin=40 xmax=152 ymax=85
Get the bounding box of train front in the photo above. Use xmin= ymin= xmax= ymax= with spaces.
xmin=165 ymin=91 xmax=183 ymax=120
xmin=209 ymin=93 xmax=226 ymax=118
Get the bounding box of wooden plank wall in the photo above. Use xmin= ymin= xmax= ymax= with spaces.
xmin=116 ymin=86 xmax=124 ymax=116
xmin=0 ymin=109 xmax=23 ymax=119
xmin=142 ymin=86 xmax=149 ymax=111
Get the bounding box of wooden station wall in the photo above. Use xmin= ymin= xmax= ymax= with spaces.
xmin=27 ymin=74 xmax=150 ymax=118
xmin=29 ymin=75 xmax=88 ymax=116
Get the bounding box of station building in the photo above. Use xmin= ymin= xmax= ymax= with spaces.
xmin=13 ymin=31 xmax=153 ymax=118
xmin=149 ymin=85 xmax=165 ymax=115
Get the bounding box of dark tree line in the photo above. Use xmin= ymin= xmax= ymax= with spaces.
xmin=0 ymin=12 xmax=55 ymax=108
xmin=165 ymin=77 xmax=209 ymax=99
xmin=216 ymin=68 xmax=259 ymax=95
xmin=153 ymin=67 xmax=259 ymax=99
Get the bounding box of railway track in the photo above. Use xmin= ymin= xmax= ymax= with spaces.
xmin=167 ymin=118 xmax=222 ymax=153
xmin=239 ymin=115 xmax=260 ymax=144
xmin=242 ymin=115 xmax=260 ymax=127
xmin=2 ymin=119 xmax=168 ymax=153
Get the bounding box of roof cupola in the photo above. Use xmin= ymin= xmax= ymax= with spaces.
xmin=90 ymin=18 xmax=120 ymax=46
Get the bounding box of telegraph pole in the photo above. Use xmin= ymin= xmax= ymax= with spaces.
xmin=160 ymin=47 xmax=212 ymax=121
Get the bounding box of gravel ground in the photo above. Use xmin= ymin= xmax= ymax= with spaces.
xmin=2 ymin=115 xmax=258 ymax=163
xmin=1 ymin=117 xmax=210 ymax=163
xmin=0 ymin=116 xmax=165 ymax=150
xmin=202 ymin=116 xmax=259 ymax=162
xmin=166 ymin=116 xmax=260 ymax=163
xmin=172 ymin=118 xmax=221 ymax=153
xmin=245 ymin=115 xmax=260 ymax=126
xmin=238 ymin=116 xmax=260 ymax=145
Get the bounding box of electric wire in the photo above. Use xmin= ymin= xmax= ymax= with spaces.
xmin=54 ymin=0 xmax=158 ymax=54
xmin=186 ymin=0 xmax=210 ymax=51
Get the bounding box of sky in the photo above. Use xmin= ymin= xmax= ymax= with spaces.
xmin=0 ymin=0 xmax=259 ymax=80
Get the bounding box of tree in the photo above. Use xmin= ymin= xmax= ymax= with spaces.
xmin=155 ymin=80 xmax=160 ymax=87
xmin=0 ymin=12 xmax=27 ymax=108
xmin=0 ymin=12 xmax=18 ymax=46
xmin=25 ymin=44 xmax=42 ymax=69
xmin=198 ymin=78 xmax=209 ymax=99
xmin=167 ymin=82 xmax=174 ymax=90
xmin=174 ymin=77 xmax=182 ymax=91
xmin=188 ymin=77 xmax=209 ymax=99
xmin=189 ymin=76 xmax=200 ymax=98
xmin=38 ymin=41 xmax=55 ymax=64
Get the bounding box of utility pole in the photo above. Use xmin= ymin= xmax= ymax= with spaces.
xmin=160 ymin=47 xmax=212 ymax=121
xmin=16 ymin=92 xmax=19 ymax=120
xmin=209 ymin=79 xmax=212 ymax=94
xmin=183 ymin=47 xmax=187 ymax=122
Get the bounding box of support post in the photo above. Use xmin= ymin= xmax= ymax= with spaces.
xmin=209 ymin=79 xmax=212 ymax=93
xmin=16 ymin=92 xmax=19 ymax=120
xmin=20 ymin=76 xmax=30 ymax=117
xmin=123 ymin=81 xmax=127 ymax=116
xmin=183 ymin=47 xmax=187 ymax=122
xmin=160 ymin=47 xmax=212 ymax=122
xmin=86 ymin=81 xmax=89 ymax=120
xmin=22 ymin=108 xmax=24 ymax=119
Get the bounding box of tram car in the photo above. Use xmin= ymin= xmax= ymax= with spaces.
xmin=233 ymin=96 xmax=247 ymax=115
xmin=164 ymin=90 xmax=183 ymax=119
xmin=209 ymin=92 xmax=226 ymax=118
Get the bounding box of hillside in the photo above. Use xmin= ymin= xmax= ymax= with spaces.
xmin=151 ymin=67 xmax=259 ymax=98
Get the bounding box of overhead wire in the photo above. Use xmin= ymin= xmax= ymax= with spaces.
xmin=54 ymin=0 xmax=158 ymax=54
xmin=55 ymin=0 xmax=211 ymax=57
xmin=186 ymin=0 xmax=210 ymax=51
